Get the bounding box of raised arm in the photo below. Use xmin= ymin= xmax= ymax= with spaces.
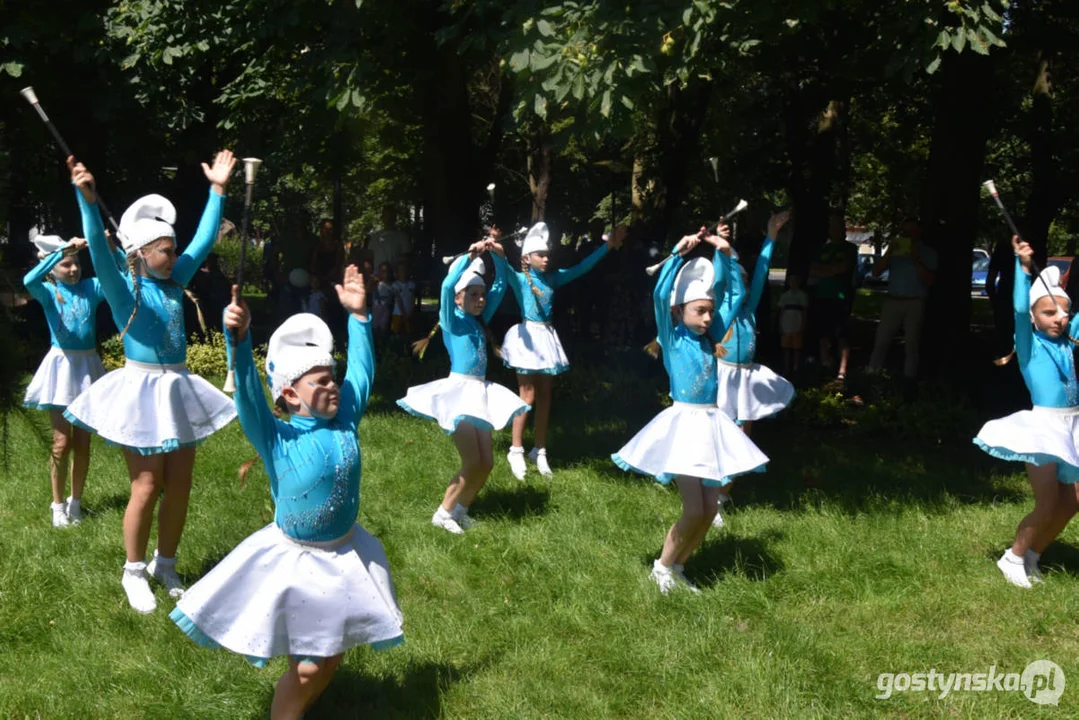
xmin=230 ymin=328 xmax=278 ymax=463
xmin=483 ymin=252 xmax=507 ymax=324
xmin=745 ymin=235 xmax=776 ymax=314
xmin=171 ymin=188 xmax=226 ymax=287
xmin=1013 ymin=255 xmax=1033 ymax=366
xmin=653 ymin=253 xmax=682 ymax=349
xmin=717 ymin=251 xmax=747 ymax=334
xmin=333 ymin=265 xmax=374 ymax=429
xmin=708 ymin=249 xmax=737 ymax=343
xmin=490 ymin=252 xmax=525 ymax=306
xmin=337 ymin=314 xmax=375 ymax=430
xmin=23 ymin=250 xmax=66 ymax=305
xmin=441 ymin=255 xmax=470 ymax=330
xmin=551 ymin=242 xmax=610 ymax=288
xmin=75 ymin=186 xmax=133 ymax=315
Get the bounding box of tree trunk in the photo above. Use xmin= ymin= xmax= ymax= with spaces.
xmin=786 ymin=97 xmax=847 ymax=279
xmin=652 ymin=83 xmax=711 ymax=246
xmin=419 ymin=36 xmax=478 ymax=256
xmin=921 ymin=51 xmax=995 ymax=377
xmin=528 ymin=127 xmax=552 ymax=222
xmin=1025 ymin=53 xmax=1057 ymax=264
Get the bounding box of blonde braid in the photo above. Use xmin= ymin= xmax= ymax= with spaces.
xmin=44 ymin=276 xmax=65 ymax=305
xmin=180 ymin=285 xmax=208 ymax=335
xmin=524 ymin=267 xmax=544 ymax=298
xmin=119 ymin=255 xmax=141 ymax=340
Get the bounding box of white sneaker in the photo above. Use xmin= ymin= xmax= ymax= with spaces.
xmin=711 ymin=492 xmax=730 ymax=528
xmin=997 ymin=551 xmax=1033 ymax=589
xmin=672 ymin=563 xmax=700 ymax=594
xmin=147 ymin=551 xmax=185 ymax=598
xmin=122 ymin=562 xmax=157 ymax=614
xmin=432 ymin=507 xmax=465 ymax=535
xmin=1025 ymin=551 xmax=1045 ymax=584
xmin=528 ymin=447 xmax=553 ymax=477
xmin=453 ymin=504 xmax=475 ymax=530
xmin=51 ymin=502 xmax=69 ymax=528
xmin=65 ymin=497 xmax=83 ymax=525
xmin=711 ymin=507 xmax=725 ymax=529
xmin=650 ymin=560 xmax=677 ymax=595
xmin=507 ymin=447 xmax=527 ymax=481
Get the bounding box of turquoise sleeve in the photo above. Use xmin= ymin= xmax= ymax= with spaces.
xmin=23 ymin=251 xmax=65 ymax=306
xmin=551 ymin=242 xmax=609 ymax=288
xmin=171 ymin=189 xmax=226 ymax=287
xmin=337 ymin=315 xmax=375 ymax=430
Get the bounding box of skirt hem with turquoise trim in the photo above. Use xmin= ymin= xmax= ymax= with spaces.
xmin=170 ymin=608 xmax=404 ymax=667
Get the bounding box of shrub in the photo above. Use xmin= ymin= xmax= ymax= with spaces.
xmin=99 ymin=330 xmax=267 ymax=381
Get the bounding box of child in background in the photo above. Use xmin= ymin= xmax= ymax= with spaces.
xmin=371 ymin=262 xmax=395 ymax=339
xmin=613 ymin=227 xmax=768 ymax=593
xmin=23 ymin=233 xmax=111 ymax=527
xmin=398 ymin=237 xmax=528 ymax=534
xmin=778 ymin=273 xmax=809 ymax=375
xmin=974 ymin=236 xmax=1079 ymax=588
xmin=392 ymin=259 xmax=416 ymax=338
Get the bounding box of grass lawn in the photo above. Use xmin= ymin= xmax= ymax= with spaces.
xmin=1 ymin=348 xmax=1078 ymax=719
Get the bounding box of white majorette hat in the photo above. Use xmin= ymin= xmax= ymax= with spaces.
xmin=521 ymin=222 xmax=550 ymax=255
xmin=670 ymin=257 xmax=715 ymax=307
xmin=29 ymin=227 xmax=66 ymax=258
xmin=1030 ymin=265 xmax=1070 ymax=309
xmin=454 ymin=256 xmax=487 ymax=293
xmin=266 ymin=313 xmax=335 ymax=402
xmin=119 ymin=194 xmax=177 ymax=254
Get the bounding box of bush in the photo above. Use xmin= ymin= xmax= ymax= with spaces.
xmin=214 ymin=238 xmax=264 ymax=295
xmin=99 ymin=330 xmax=267 ymax=381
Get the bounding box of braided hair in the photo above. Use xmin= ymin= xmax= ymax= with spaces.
xmin=119 ymin=245 xmax=207 ymax=341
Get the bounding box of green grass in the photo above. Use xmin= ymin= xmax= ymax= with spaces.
xmin=1 ymin=356 xmax=1078 ymax=719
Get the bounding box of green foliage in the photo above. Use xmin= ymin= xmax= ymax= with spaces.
xmin=212 ymin=238 xmax=263 ymax=295
xmin=2 ymin=359 xmax=1077 ymax=717
xmin=100 ymin=330 xmax=267 ymax=380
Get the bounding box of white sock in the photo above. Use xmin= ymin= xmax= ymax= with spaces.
xmin=434 ymin=506 xmax=453 ymax=519
xmin=1005 ymin=549 xmax=1025 ymax=565
xmin=51 ymin=502 xmax=65 ymax=511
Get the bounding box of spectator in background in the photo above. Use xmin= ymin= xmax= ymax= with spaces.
xmin=371 ymin=262 xmax=395 ymax=342
xmin=867 ymin=219 xmax=938 ymax=379
xmin=368 ymin=205 xmax=411 ymax=270
xmin=987 ymin=234 xmax=1017 ymax=363
xmin=309 ymin=219 xmax=346 ymax=330
xmin=392 ymin=259 xmax=417 ymax=338
xmin=778 ymin=273 xmax=809 ymax=376
xmin=809 ymin=213 xmax=858 ymax=380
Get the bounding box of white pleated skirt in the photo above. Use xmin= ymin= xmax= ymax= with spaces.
xmin=716 ymin=359 xmax=795 ymax=422
xmin=397 ymin=372 xmax=530 ymax=434
xmin=501 ymin=321 xmax=570 ymax=375
xmin=612 ymin=401 xmax=769 ymax=486
xmin=974 ymin=405 xmax=1079 ymax=483
xmin=23 ymin=347 xmax=106 ymax=412
xmin=171 ymin=523 xmax=404 ymax=667
xmin=64 ymin=359 xmax=236 ymax=455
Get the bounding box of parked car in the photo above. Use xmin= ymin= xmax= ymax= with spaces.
xmin=971 ymin=255 xmax=990 ymax=294
xmin=1048 ymin=256 xmax=1073 ymax=289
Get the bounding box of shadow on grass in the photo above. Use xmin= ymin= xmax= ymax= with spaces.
xmin=258 ymin=659 xmax=475 ymax=720
xmin=471 ymin=485 xmax=550 ymax=522
xmin=689 ymin=529 xmax=786 ymax=587
xmin=982 ymin=541 xmax=1079 ymax=580
xmin=88 ymin=492 xmax=132 ymax=516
